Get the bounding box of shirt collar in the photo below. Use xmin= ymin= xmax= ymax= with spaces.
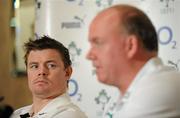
xmin=115 ymin=57 xmax=163 ymax=110
xmin=127 ymin=57 xmax=163 ymax=94
xmin=39 ymin=92 xmax=71 ymax=113
xmin=20 ymin=93 xmax=71 ymax=117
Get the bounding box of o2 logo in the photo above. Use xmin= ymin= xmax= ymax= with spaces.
xmin=68 ymin=79 xmax=78 ymax=96
xmin=66 ymin=0 xmax=84 ymax=6
xmin=68 ymin=79 xmax=82 ymax=101
xmin=158 ymin=26 xmax=172 ymax=44
xmin=158 ymin=26 xmax=176 ymax=49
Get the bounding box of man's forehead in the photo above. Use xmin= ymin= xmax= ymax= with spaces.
xmin=95 ymin=8 xmax=120 ymax=21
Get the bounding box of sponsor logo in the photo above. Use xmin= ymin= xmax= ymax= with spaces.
xmin=95 ymin=0 xmax=114 ymax=8
xmin=61 ymin=16 xmax=85 ymax=29
xmin=68 ymin=41 xmax=81 ymax=62
xmin=68 ymin=79 xmax=82 ymax=101
xmin=168 ymin=60 xmax=180 ymax=70
xmin=158 ymin=26 xmax=176 ymax=49
xmin=160 ymin=0 xmax=175 ymax=14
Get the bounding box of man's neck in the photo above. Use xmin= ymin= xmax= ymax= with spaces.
xmin=32 ymin=96 xmax=53 ymax=115
xmin=117 ymin=57 xmax=151 ymax=96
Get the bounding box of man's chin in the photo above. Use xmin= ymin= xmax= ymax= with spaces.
xmin=97 ymin=76 xmax=109 ymax=84
xmin=32 ymin=87 xmax=49 ymax=95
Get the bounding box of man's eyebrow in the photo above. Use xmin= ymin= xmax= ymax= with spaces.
xmin=46 ymin=60 xmax=57 ymax=63
xmin=28 ymin=62 xmax=38 ymax=65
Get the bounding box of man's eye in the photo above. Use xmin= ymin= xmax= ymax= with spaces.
xmin=29 ymin=64 xmax=38 ymax=69
xmin=47 ymin=64 xmax=57 ymax=69
xmin=94 ymin=40 xmax=101 ymax=45
xmin=93 ymin=39 xmax=103 ymax=47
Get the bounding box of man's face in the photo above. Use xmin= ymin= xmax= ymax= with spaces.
xmin=27 ymin=49 xmax=72 ymax=98
xmin=87 ymin=11 xmax=128 ymax=86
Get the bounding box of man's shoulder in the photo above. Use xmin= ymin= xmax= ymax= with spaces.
xmin=53 ymin=103 xmax=87 ymax=118
xmin=44 ymin=95 xmax=87 ymax=118
xmin=10 ymin=105 xmax=31 ymax=118
xmin=15 ymin=105 xmax=31 ymax=112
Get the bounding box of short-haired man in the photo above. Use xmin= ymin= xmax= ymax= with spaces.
xmin=87 ymin=4 xmax=180 ymax=117
xmin=11 ymin=36 xmax=87 ymax=118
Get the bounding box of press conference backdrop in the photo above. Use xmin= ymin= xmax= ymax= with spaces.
xmin=34 ymin=0 xmax=179 ymax=118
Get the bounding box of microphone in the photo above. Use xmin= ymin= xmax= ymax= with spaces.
xmin=0 ymin=104 xmax=14 ymax=118
xmin=20 ymin=113 xmax=30 ymax=118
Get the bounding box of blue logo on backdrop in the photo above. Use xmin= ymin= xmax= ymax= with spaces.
xmin=158 ymin=26 xmax=176 ymax=49
xmin=68 ymin=79 xmax=82 ymax=101
xmin=158 ymin=26 xmax=173 ymax=45
xmin=68 ymin=79 xmax=79 ymax=96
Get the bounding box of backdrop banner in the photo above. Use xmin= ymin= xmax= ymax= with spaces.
xmin=35 ymin=0 xmax=180 ymax=117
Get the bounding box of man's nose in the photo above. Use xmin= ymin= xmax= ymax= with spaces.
xmin=86 ymin=49 xmax=96 ymax=60
xmin=38 ymin=66 xmax=48 ymax=76
xmin=38 ymin=73 xmax=47 ymax=76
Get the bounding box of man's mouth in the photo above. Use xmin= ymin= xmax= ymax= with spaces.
xmin=34 ymin=79 xmax=48 ymax=85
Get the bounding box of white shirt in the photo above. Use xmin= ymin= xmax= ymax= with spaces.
xmin=103 ymin=57 xmax=180 ymax=118
xmin=11 ymin=93 xmax=87 ymax=118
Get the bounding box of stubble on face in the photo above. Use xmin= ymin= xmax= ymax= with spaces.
xmin=27 ymin=49 xmax=68 ymax=99
xmin=89 ymin=8 xmax=129 ymax=86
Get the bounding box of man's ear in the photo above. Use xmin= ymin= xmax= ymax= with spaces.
xmin=125 ymin=35 xmax=139 ymax=59
xmin=65 ymin=66 xmax=73 ymax=78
